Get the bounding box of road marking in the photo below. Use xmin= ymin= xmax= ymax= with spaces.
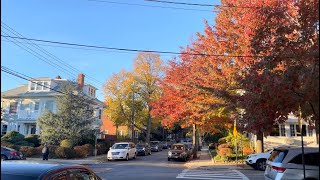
xmin=176 ymin=169 xmax=249 ymax=180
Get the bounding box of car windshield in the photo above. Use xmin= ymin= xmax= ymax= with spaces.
xmin=111 ymin=144 xmax=128 ymax=149
xmin=172 ymin=145 xmax=184 ymax=150
xmin=150 ymin=142 xmax=159 ymax=145
xmin=136 ymin=144 xmax=144 ymax=148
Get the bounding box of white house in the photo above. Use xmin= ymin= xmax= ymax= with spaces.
xmin=248 ymin=113 xmax=318 ymax=150
xmin=1 ymin=74 xmax=104 ymax=136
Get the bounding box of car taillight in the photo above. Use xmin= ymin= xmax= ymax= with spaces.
xmin=272 ymin=166 xmax=286 ymax=173
xmin=10 ymin=152 xmax=18 ymax=156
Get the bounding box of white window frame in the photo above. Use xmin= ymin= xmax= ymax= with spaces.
xmin=290 ymin=124 xmax=295 ymax=136
xmin=280 ymin=124 xmax=286 ymax=136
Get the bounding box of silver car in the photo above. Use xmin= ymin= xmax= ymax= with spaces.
xmin=264 ymin=146 xmax=319 ymax=180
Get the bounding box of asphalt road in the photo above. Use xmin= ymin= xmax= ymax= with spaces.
xmin=89 ymin=149 xmax=185 ymax=180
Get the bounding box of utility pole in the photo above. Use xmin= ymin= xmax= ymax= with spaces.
xmin=131 ymin=86 xmax=135 ymax=143
xmin=299 ymin=105 xmax=306 ymax=180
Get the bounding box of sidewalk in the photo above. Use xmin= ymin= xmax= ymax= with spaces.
xmin=184 ymin=147 xmax=252 ymax=170
xmin=25 ymin=154 xmax=107 ymax=165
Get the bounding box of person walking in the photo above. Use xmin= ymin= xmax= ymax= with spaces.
xmin=42 ymin=143 xmax=50 ymax=160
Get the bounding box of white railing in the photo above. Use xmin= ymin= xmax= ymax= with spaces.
xmin=17 ymin=110 xmax=41 ymax=120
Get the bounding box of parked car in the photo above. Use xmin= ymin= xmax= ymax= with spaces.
xmin=168 ymin=143 xmax=190 ymax=162
xmin=136 ymin=143 xmax=152 ymax=156
xmin=161 ymin=141 xmax=170 ymax=149
xmin=246 ymin=149 xmax=273 ymax=171
xmin=1 ymin=162 xmax=103 ymax=180
xmin=150 ymin=141 xmax=163 ymax=152
xmin=1 ymin=146 xmax=26 ymax=161
xmin=107 ymin=142 xmax=137 ymax=161
xmin=264 ymin=146 xmax=319 ymax=180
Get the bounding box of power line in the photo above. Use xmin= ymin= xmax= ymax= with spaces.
xmin=1 ymin=35 xmax=309 ymax=58
xmin=87 ymin=0 xmax=216 ymax=12
xmin=1 ymin=22 xmax=104 ymax=87
xmin=2 ymin=66 xmax=99 ymax=104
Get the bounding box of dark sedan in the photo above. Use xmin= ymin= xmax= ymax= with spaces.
xmin=167 ymin=143 xmax=189 ymax=162
xmin=1 ymin=162 xmax=103 ymax=180
xmin=1 ymin=146 xmax=25 ymax=161
xmin=136 ymin=143 xmax=152 ymax=156
xmin=150 ymin=141 xmax=163 ymax=152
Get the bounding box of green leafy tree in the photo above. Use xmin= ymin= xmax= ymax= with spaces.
xmin=37 ymin=81 xmax=96 ymax=145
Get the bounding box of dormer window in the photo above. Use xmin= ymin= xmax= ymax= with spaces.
xmin=30 ymin=81 xmax=50 ymax=91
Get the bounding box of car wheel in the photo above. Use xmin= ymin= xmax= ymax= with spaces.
xmin=183 ymin=157 xmax=187 ymax=162
xmin=149 ymin=151 xmax=151 ymax=155
xmin=256 ymin=159 xmax=266 ymax=171
xmin=168 ymin=158 xmax=171 ymax=161
xmin=1 ymin=155 xmax=8 ymax=161
xmin=133 ymin=153 xmax=137 ymax=159
xmin=126 ymin=154 xmax=129 ymax=161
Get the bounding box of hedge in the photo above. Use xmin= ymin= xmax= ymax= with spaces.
xmin=83 ymin=144 xmax=94 ymax=157
xmin=19 ymin=146 xmax=36 ymax=157
xmin=60 ymin=139 xmax=73 ymax=148
xmin=55 ymin=147 xmax=76 ymax=159
xmin=73 ymin=146 xmax=87 ymax=158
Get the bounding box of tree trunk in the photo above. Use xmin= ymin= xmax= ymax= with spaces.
xmin=192 ymin=124 xmax=198 ymax=159
xmin=146 ymin=112 xmax=152 ymax=144
xmin=315 ymin=118 xmax=319 ymax=145
xmin=256 ymin=131 xmax=264 ymax=153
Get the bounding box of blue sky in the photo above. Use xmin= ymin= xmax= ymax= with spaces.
xmin=1 ymin=0 xmax=219 ymax=101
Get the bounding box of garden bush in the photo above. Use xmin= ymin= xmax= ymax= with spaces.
xmin=60 ymin=139 xmax=73 ymax=148
xmin=83 ymin=144 xmax=94 ymax=157
xmin=242 ymin=147 xmax=254 ymax=155
xmin=48 ymin=145 xmax=59 ymax=159
xmin=24 ymin=135 xmax=40 ymax=147
xmin=217 ymin=147 xmax=233 ymax=159
xmin=1 ymin=131 xmax=25 ymax=144
xmin=19 ymin=146 xmax=36 ymax=157
xmin=55 ymin=146 xmax=76 ymax=159
xmin=6 ymin=144 xmax=21 ymax=151
xmin=73 ymin=146 xmax=87 ymax=158
xmin=97 ymin=143 xmax=107 ymax=155
xmin=218 ymin=143 xmax=232 ymax=150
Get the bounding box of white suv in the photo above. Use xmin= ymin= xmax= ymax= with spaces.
xmin=246 ymin=149 xmax=273 ymax=171
xmin=107 ymin=142 xmax=137 ymax=161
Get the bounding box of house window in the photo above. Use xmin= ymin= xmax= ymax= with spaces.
xmin=280 ymin=125 xmax=286 ymax=136
xmin=296 ymin=124 xmax=307 ymax=136
xmin=98 ymin=109 xmax=102 ymax=119
xmin=34 ymin=102 xmax=40 ymax=111
xmin=45 ymin=100 xmax=54 ymax=112
xmin=135 ymin=131 xmax=139 ymax=138
xmin=9 ymin=102 xmax=18 ymax=114
xmin=43 ymin=82 xmax=49 ymax=90
xmin=30 ymin=125 xmax=36 ymax=134
xmin=2 ymin=125 xmax=7 ymax=135
xmin=30 ymin=82 xmax=36 ymax=90
xmin=290 ymin=124 xmax=295 ymax=136
xmin=36 ymin=82 xmax=42 ymax=90
xmin=308 ymin=126 xmax=313 ymax=137
xmin=17 ymin=125 xmax=20 ymax=132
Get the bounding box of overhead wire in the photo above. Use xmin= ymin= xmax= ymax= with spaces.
xmin=2 ymin=35 xmax=313 ymax=59
xmin=87 ymin=0 xmax=216 ymax=12
xmin=1 ymin=22 xmax=104 ymax=88
xmin=1 ymin=66 xmax=100 ymax=105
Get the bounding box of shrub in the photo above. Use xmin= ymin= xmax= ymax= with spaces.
xmin=83 ymin=144 xmax=94 ymax=157
xmin=60 ymin=139 xmax=73 ymax=148
xmin=73 ymin=146 xmax=87 ymax=158
xmin=55 ymin=147 xmax=76 ymax=159
xmin=242 ymin=147 xmax=254 ymax=155
xmin=217 ymin=148 xmax=233 ymax=158
xmin=218 ymin=137 xmax=226 ymax=144
xmin=19 ymin=146 xmax=36 ymax=157
xmin=1 ymin=131 xmax=25 ymax=144
xmin=213 ymin=154 xmax=227 ymax=161
xmin=6 ymin=144 xmax=21 ymax=151
xmin=218 ymin=143 xmax=232 ymax=150
xmin=1 ymin=141 xmax=12 ymax=147
xmin=97 ymin=143 xmax=107 ymax=155
xmin=48 ymin=145 xmax=59 ymax=159
xmin=24 ymin=135 xmax=40 ymax=147
xmin=15 ymin=141 xmax=33 ymax=146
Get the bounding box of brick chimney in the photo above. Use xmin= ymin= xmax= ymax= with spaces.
xmin=77 ymin=73 xmax=85 ymax=90
xmin=55 ymin=75 xmax=61 ymax=79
